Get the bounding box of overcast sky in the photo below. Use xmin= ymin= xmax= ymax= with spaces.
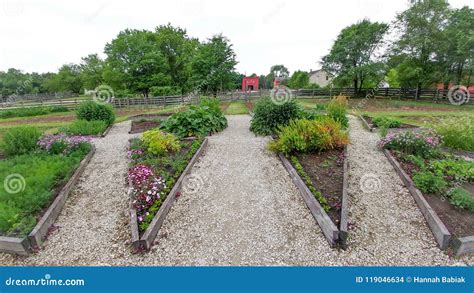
xmin=0 ymin=0 xmax=472 ymax=76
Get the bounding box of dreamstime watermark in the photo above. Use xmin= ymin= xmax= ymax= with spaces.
xmin=2 ymin=0 xmax=24 ymax=16
xmin=270 ymin=86 xmax=293 ymax=105
xmin=359 ymin=173 xmax=381 ymax=193
xmin=261 ymin=2 xmax=286 ymax=24
xmin=84 ymin=85 xmax=115 ymax=105
xmin=447 ymin=85 xmax=470 ymax=106
xmin=181 ymin=174 xmax=204 ymax=194
xmin=4 ymin=173 xmax=26 ymax=194
xmin=83 ymin=2 xmax=109 ymax=23
xmin=5 ymin=273 xmax=85 ymax=287
xmin=351 ymin=80 xmax=387 ymax=115
xmin=1 ymin=76 xmax=33 ymax=107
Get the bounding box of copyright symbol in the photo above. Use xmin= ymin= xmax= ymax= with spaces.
xmin=406 ymin=277 xmax=412 ymax=283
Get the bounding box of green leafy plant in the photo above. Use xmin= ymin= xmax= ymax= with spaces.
xmin=161 ymin=99 xmax=227 ymax=137
xmin=250 ymin=97 xmax=302 ymax=136
xmin=60 ymin=120 xmax=108 ymax=135
xmin=449 ymin=188 xmax=474 ymax=212
xmin=76 ymin=101 xmax=115 ymax=126
xmin=429 ymin=158 xmax=474 ymax=183
xmin=141 ymin=129 xmax=181 ymax=155
xmin=326 ymin=95 xmax=348 ymax=128
xmin=0 ymin=106 xmax=69 ymax=119
xmin=434 ymin=117 xmax=474 ymax=151
xmin=412 ymin=170 xmax=447 ymax=195
xmin=268 ymin=117 xmax=349 ymax=154
xmin=0 ymin=146 xmax=91 ymax=236
xmin=372 ymin=116 xmax=402 ymax=128
xmin=1 ymin=126 xmax=41 ymax=157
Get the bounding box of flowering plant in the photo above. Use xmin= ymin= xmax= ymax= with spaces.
xmin=37 ymin=133 xmax=92 ymax=155
xmin=378 ymin=129 xmax=442 ymax=158
xmin=128 ymin=164 xmax=167 ymax=224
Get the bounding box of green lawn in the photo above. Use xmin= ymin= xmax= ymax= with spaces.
xmin=224 ymin=101 xmax=248 ymax=115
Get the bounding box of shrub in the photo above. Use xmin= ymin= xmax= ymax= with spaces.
xmin=60 ymin=120 xmax=108 ymax=136
xmin=1 ymin=126 xmax=41 ymax=157
xmin=141 ymin=129 xmax=181 ymax=155
xmin=434 ymin=117 xmax=474 ymax=151
xmin=161 ymin=102 xmax=227 ymax=138
xmin=76 ymin=101 xmax=115 ymax=126
xmin=412 ymin=170 xmax=447 ymax=195
xmin=326 ymin=96 xmax=348 ymax=128
xmin=378 ymin=129 xmax=441 ymax=159
xmin=372 ymin=116 xmax=402 ymax=128
xmin=449 ymin=188 xmax=474 ymax=212
xmin=250 ymin=97 xmax=302 ymax=135
xmin=268 ymin=117 xmax=349 ymax=154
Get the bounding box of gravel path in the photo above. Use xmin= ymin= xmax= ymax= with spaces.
xmin=0 ymin=115 xmax=472 ymax=265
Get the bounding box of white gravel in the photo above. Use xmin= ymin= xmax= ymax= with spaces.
xmin=0 ymin=115 xmax=472 ymax=265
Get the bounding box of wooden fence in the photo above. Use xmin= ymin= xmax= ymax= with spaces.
xmin=0 ymin=87 xmax=472 ymax=110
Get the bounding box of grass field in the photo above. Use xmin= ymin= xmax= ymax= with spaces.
xmin=224 ymin=101 xmax=248 ymax=115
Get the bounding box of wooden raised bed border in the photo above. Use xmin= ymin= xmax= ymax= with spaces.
xmin=383 ymin=149 xmax=474 ymax=256
xmin=278 ymin=146 xmax=349 ymax=248
xmin=130 ymin=138 xmax=208 ymax=250
xmin=358 ymin=115 xmax=375 ymax=132
xmin=0 ymin=146 xmax=96 ymax=255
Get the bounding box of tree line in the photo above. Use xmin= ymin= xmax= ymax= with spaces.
xmin=0 ymin=24 xmax=240 ymax=98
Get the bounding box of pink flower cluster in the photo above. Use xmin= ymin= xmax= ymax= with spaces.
xmin=128 ymin=164 xmax=166 ymax=223
xmin=37 ymin=133 xmax=92 ymax=154
xmin=127 ymin=149 xmax=143 ymax=160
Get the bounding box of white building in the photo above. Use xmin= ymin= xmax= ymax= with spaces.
xmin=308 ymin=69 xmax=333 ymax=87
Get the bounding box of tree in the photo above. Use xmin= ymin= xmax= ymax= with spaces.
xmin=103 ymin=29 xmax=169 ymax=97
xmin=191 ymin=34 xmax=238 ymax=95
xmin=80 ymin=54 xmax=104 ymax=90
xmin=438 ymin=6 xmax=474 ymax=86
xmin=288 ymin=70 xmax=309 ymax=89
xmin=155 ymin=24 xmax=198 ymax=94
xmin=322 ymin=19 xmax=388 ymax=96
xmin=46 ymin=64 xmax=82 ymax=94
xmin=393 ymin=0 xmax=451 ymax=93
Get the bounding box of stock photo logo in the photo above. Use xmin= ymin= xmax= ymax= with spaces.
xmin=359 ymin=173 xmax=381 ymax=193
xmin=182 ymin=174 xmax=204 ymax=194
xmin=85 ymin=85 xmax=115 ymax=105
xmin=2 ymin=0 xmax=24 ymax=16
xmin=270 ymin=86 xmax=293 ymax=105
xmin=4 ymin=173 xmax=26 ymax=194
xmin=447 ymin=85 xmax=470 ymax=105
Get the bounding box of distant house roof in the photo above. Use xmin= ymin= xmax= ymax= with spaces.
xmin=309 ymin=69 xmax=333 ymax=77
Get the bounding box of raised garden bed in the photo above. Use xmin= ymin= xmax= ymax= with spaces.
xmin=0 ymin=146 xmax=96 ymax=255
xmin=278 ymin=146 xmax=349 ymax=248
xmin=359 ymin=115 xmax=417 ymax=132
xmin=383 ymin=149 xmax=474 ymax=256
xmin=128 ymin=114 xmax=171 ymax=134
xmin=128 ymin=137 xmax=208 ymax=250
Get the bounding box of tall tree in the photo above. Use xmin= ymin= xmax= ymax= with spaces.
xmin=155 ymin=24 xmax=198 ymax=94
xmin=438 ymin=6 xmax=474 ymax=86
xmin=80 ymin=54 xmax=104 ymax=90
xmin=191 ymin=34 xmax=238 ymax=95
xmin=393 ymin=0 xmax=451 ymax=93
xmin=288 ymin=70 xmax=309 ymax=89
xmin=322 ymin=19 xmax=388 ymax=96
xmin=46 ymin=64 xmax=82 ymax=94
xmin=103 ymin=29 xmax=169 ymax=97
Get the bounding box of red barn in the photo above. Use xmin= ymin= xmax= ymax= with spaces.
xmin=242 ymin=77 xmax=259 ymax=91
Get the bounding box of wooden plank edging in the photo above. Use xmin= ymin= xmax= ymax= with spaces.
xmin=130 ymin=138 xmax=209 ymax=250
xmin=382 ymin=149 xmax=452 ymax=250
xmin=278 ymin=153 xmax=342 ymax=247
xmin=453 ymin=236 xmax=474 ymax=256
xmin=0 ymin=146 xmax=96 ymax=255
xmin=28 ymin=146 xmax=96 ymax=248
xmin=358 ymin=115 xmax=374 ymax=132
xmin=339 ymin=145 xmax=350 ymax=248
xmin=101 ymin=125 xmax=113 ymax=137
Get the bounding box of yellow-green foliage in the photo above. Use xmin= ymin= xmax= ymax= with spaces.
xmin=141 ymin=129 xmax=181 ymax=155
xmin=268 ymin=117 xmax=349 ymax=154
